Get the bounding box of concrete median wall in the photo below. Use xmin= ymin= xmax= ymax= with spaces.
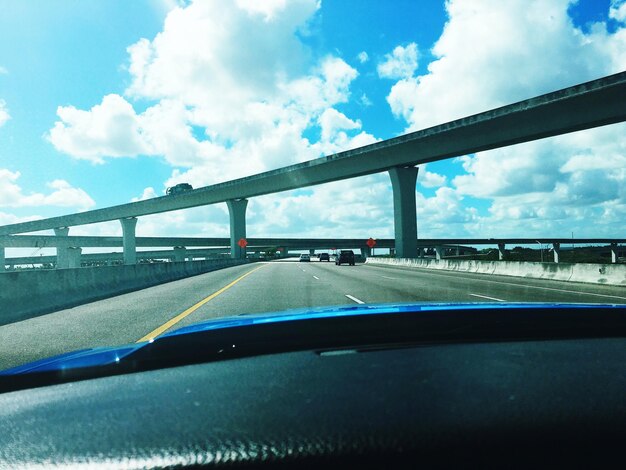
xmin=0 ymin=259 xmax=252 ymax=327
xmin=366 ymin=258 xmax=626 ymax=286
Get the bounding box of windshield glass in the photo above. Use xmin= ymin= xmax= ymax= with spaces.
xmin=0 ymin=0 xmax=625 ymax=372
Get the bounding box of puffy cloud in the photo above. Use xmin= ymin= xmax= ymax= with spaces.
xmin=417 ymin=165 xmax=447 ymax=188
xmin=377 ymin=43 xmax=418 ymax=80
xmin=610 ymin=0 xmax=626 ymax=22
xmin=47 ymin=0 xmax=367 ymax=185
xmin=381 ymin=0 xmax=626 ymax=238
xmin=0 ymin=169 xmax=95 ymax=210
xmin=125 ymin=0 xmax=319 ymax=105
xmin=0 ymin=99 xmax=10 ymax=127
xmin=247 ymin=173 xmax=394 ymax=239
xmin=47 ymin=95 xmax=149 ymax=163
xmin=357 ymin=51 xmax=369 ymax=63
xmin=387 ymin=0 xmax=625 ymax=131
xmin=414 ymin=187 xmax=478 ymax=237
xmin=317 ymin=108 xmax=361 ymax=141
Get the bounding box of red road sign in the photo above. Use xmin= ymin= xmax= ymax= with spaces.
xmin=366 ymin=238 xmax=377 ymax=248
xmin=238 ymin=238 xmax=248 ymax=248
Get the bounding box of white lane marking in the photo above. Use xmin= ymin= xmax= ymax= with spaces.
xmin=313 ymin=275 xmax=320 ymax=280
xmin=469 ymin=293 xmax=505 ymax=302
xmin=379 ymin=275 xmax=397 ymax=280
xmin=345 ymin=294 xmax=365 ymax=304
xmin=370 ymin=266 xmax=626 ymax=301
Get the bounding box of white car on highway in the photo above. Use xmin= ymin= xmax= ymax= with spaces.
xmin=299 ymin=254 xmax=311 ymax=262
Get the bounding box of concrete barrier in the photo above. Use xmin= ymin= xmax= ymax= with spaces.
xmin=0 ymin=259 xmax=252 ymax=327
xmin=366 ymin=258 xmax=626 ymax=286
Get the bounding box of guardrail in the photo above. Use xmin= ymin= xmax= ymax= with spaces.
xmin=366 ymin=258 xmax=626 ymax=286
xmin=0 ymin=259 xmax=253 ymax=326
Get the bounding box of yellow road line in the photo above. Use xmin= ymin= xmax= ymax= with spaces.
xmin=136 ymin=264 xmax=266 ymax=343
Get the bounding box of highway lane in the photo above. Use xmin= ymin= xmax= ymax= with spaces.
xmin=1 ymin=259 xmax=625 ymax=370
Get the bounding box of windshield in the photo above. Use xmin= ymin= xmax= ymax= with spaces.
xmin=0 ymin=0 xmax=625 ymax=372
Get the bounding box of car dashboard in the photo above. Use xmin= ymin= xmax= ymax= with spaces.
xmin=2 ymin=303 xmax=626 ymax=468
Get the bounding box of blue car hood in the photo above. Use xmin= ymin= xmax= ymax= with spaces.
xmin=0 ymin=302 xmax=616 ymax=375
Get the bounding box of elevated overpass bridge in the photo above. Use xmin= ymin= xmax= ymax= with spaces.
xmin=1 ymin=72 xmax=625 ymax=272
xmin=2 ymin=235 xmax=623 ymax=269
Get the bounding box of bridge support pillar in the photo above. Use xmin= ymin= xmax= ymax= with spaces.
xmin=498 ymin=243 xmax=506 ymax=261
xmin=553 ymin=242 xmax=560 ymax=263
xmin=389 ymin=166 xmax=419 ymax=258
xmin=611 ymin=243 xmax=618 ymax=264
xmin=390 ymin=248 xmax=395 ymax=257
xmin=67 ymin=247 xmax=82 ymax=268
xmin=435 ymin=246 xmax=444 ymax=261
xmin=173 ymin=246 xmax=187 ymax=262
xmin=0 ymin=244 xmax=5 ymax=272
xmin=227 ymin=199 xmax=248 ymax=259
xmin=418 ymin=248 xmax=424 ymax=258
xmin=120 ymin=217 xmax=137 ymax=265
xmin=363 ymin=247 xmax=372 ymax=258
xmin=309 ymin=249 xmax=315 ymax=256
xmin=54 ymin=227 xmax=70 ymax=269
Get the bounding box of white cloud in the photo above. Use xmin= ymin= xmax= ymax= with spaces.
xmin=47 ymin=94 xmax=150 ymax=162
xmin=0 ymin=66 xmax=7 ymax=75
xmin=610 ymin=0 xmax=626 ymax=22
xmin=377 ymin=43 xmax=418 ymax=80
xmin=417 ymin=165 xmax=447 ymax=188
xmin=47 ymin=0 xmax=369 ymax=185
xmin=416 ymin=187 xmax=478 ymax=237
xmin=387 ymin=0 xmax=626 ymax=131
xmin=381 ymin=0 xmax=626 ymax=238
xmin=357 ymin=51 xmax=369 ymax=63
xmin=0 ymin=169 xmax=95 ymax=210
xmin=0 ymin=99 xmax=10 ymax=127
xmin=317 ymin=108 xmax=360 ymax=141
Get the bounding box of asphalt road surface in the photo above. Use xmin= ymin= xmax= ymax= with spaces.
xmin=1 ymin=258 xmax=626 ymax=370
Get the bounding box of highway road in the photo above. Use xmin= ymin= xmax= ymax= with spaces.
xmin=1 ymin=258 xmax=626 ymax=371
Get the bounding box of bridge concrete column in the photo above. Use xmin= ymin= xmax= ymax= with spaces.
xmin=363 ymin=247 xmax=372 ymax=258
xmin=67 ymin=247 xmax=82 ymax=268
xmin=553 ymin=242 xmax=560 ymax=263
xmin=0 ymin=244 xmax=5 ymax=272
xmin=173 ymin=246 xmax=187 ymax=262
xmin=390 ymin=248 xmax=395 ymax=257
xmin=498 ymin=243 xmax=506 ymax=261
xmin=435 ymin=246 xmax=444 ymax=261
xmin=611 ymin=243 xmax=618 ymax=264
xmin=227 ymin=199 xmax=248 ymax=259
xmin=388 ymin=166 xmax=419 ymax=258
xmin=54 ymin=227 xmax=70 ymax=269
xmin=309 ymin=249 xmax=315 ymax=256
xmin=120 ymin=217 xmax=137 ymax=265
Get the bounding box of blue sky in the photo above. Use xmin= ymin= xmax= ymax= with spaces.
xmin=0 ymin=0 xmax=625 ymax=245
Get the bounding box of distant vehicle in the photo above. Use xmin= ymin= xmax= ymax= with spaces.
xmin=319 ymin=253 xmax=330 ymax=262
xmin=166 ymin=183 xmax=193 ymax=195
xmin=299 ymin=254 xmax=311 ymax=262
xmin=336 ymin=250 xmax=355 ymax=266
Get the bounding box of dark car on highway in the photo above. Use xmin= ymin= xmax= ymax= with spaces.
xmin=319 ymin=253 xmax=330 ymax=261
xmin=166 ymin=183 xmax=193 ymax=195
xmin=335 ymin=250 xmax=355 ymax=266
